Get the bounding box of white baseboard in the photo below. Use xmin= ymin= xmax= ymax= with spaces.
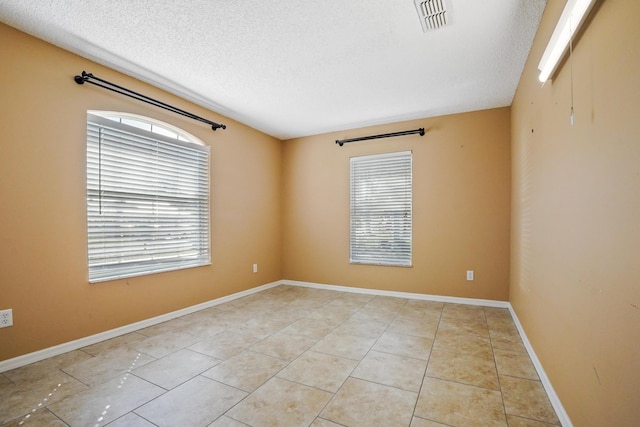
xmin=282 ymin=279 xmax=511 ymax=308
xmin=0 ymin=280 xmax=281 ymax=373
xmin=0 ymin=278 xmax=572 ymax=427
xmin=507 ymin=306 xmax=573 ymax=427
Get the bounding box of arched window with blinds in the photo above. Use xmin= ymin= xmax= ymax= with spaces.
xmin=86 ymin=112 xmax=210 ymax=282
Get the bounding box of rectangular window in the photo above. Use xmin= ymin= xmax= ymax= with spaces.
xmin=350 ymin=151 xmax=412 ymax=267
xmin=86 ymin=114 xmax=210 ymax=282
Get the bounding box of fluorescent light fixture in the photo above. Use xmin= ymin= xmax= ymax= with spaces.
xmin=538 ymin=0 xmax=597 ymax=82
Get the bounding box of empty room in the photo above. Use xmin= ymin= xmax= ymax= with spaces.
xmin=0 ymin=0 xmax=638 ymax=426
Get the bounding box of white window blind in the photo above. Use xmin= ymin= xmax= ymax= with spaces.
xmin=350 ymin=151 xmax=412 ymax=266
xmin=86 ymin=113 xmax=210 ymax=282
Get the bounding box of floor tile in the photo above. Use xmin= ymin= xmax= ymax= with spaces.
xmin=227 ymin=315 xmax=290 ymax=339
xmin=432 ymin=328 xmax=494 ymax=358
xmin=397 ymin=306 xmax=443 ymax=324
xmin=81 ymin=332 xmax=149 ymax=356
xmin=303 ymin=305 xmax=350 ymax=325
xmin=48 ymin=374 xmax=163 ymax=427
xmin=426 ymin=348 xmax=500 ymax=390
xmin=372 ymin=331 xmax=433 ymax=360
xmin=180 ymin=307 xmax=226 ymax=323
xmin=62 ymin=348 xmax=155 ymax=387
xmin=277 ymin=351 xmax=357 ymax=392
xmin=187 ymin=307 xmax=253 ymax=327
xmin=264 ymin=307 xmax=308 ymax=324
xmin=106 ymin=412 xmax=156 ymax=426
xmin=137 ymin=318 xmax=192 ymax=337
xmin=386 ymin=315 xmax=439 ymax=339
xmin=486 ymin=315 xmax=520 ymax=335
xmin=442 ymin=303 xmax=486 ymax=321
xmin=132 ymin=348 xmax=220 ymax=389
xmin=188 ymin=331 xmax=259 ymax=360
xmin=248 ymin=331 xmax=317 ymax=361
xmin=310 ymin=418 xmax=343 ymax=427
xmin=0 ymin=374 xmax=10 ymax=387
xmin=280 ymin=317 xmax=338 ymax=340
xmin=332 ymin=317 xmax=387 ymax=340
xmin=227 ymin=377 xmax=332 ymax=427
xmin=0 ymin=408 xmax=68 ymax=427
xmin=0 ymin=375 xmax=11 ymax=398
xmin=490 ymin=330 xmax=527 ymax=353
xmin=484 ymin=307 xmax=512 ymax=319
xmin=351 ymin=350 xmax=427 ymax=392
xmin=326 ymin=294 xmax=373 ymax=310
xmin=362 ymin=295 xmax=408 ymax=313
xmin=133 ymin=331 xmax=200 ymax=358
xmin=351 ymin=305 xmax=398 ymax=323
xmin=494 ymin=348 xmax=539 ymax=380
xmin=410 ymin=416 xmax=450 ymax=426
xmin=3 ymin=350 xmax=93 ymax=385
xmin=208 ymin=416 xmax=250 ymax=426
xmin=311 ymin=332 xmax=376 ymax=360
xmin=0 ymin=370 xmax=89 ymax=425
xmin=202 ymin=350 xmax=288 ymax=392
xmin=178 ymin=317 xmax=228 ymax=338
xmin=438 ymin=317 xmax=489 ymax=337
xmin=499 ymin=376 xmax=560 ymax=425
xmin=404 ymin=299 xmax=444 ymax=312
xmin=213 ymin=298 xmax=250 ymax=312
xmin=162 ymin=317 xmax=211 ymax=335
xmin=135 ymin=376 xmax=247 ymax=427
xmin=320 ymin=377 xmax=417 ymax=427
xmin=415 ymin=377 xmax=507 ymax=426
xmin=306 ymin=305 xmax=359 ymax=324
xmin=506 ymin=414 xmax=561 ymax=426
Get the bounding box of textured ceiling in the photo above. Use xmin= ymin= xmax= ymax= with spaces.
xmin=0 ymin=0 xmax=546 ymax=139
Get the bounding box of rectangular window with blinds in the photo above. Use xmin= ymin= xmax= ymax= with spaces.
xmin=86 ymin=113 xmax=210 ymax=283
xmin=350 ymin=151 xmax=412 ymax=267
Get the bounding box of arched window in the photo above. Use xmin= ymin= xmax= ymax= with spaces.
xmin=86 ymin=111 xmax=210 ymax=282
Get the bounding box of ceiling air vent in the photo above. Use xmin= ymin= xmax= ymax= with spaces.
xmin=414 ymin=0 xmax=451 ymax=32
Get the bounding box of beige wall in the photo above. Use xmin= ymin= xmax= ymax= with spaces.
xmin=510 ymin=0 xmax=640 ymax=425
xmin=282 ymin=108 xmax=512 ymax=301
xmin=0 ymin=23 xmax=282 ymax=361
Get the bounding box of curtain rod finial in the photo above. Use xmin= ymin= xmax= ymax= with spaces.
xmin=75 ymin=71 xmax=92 ymax=84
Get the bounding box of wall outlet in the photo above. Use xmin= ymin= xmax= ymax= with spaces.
xmin=466 ymin=270 xmax=474 ymax=281
xmin=0 ymin=309 xmax=13 ymax=328
xmin=253 ymin=264 xmax=258 ymax=273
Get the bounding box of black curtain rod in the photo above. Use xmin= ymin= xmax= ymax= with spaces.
xmin=74 ymin=71 xmax=226 ymax=131
xmin=335 ymin=128 xmax=425 ymax=146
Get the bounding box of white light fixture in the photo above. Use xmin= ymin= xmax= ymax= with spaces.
xmin=538 ymin=0 xmax=597 ymax=82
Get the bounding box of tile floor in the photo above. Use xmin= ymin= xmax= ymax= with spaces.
xmin=0 ymin=285 xmax=561 ymax=427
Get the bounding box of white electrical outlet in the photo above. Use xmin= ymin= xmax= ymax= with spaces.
xmin=466 ymin=270 xmax=474 ymax=281
xmin=253 ymin=264 xmax=258 ymax=273
xmin=0 ymin=309 xmax=13 ymax=328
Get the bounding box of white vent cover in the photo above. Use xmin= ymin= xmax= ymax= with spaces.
xmin=414 ymin=0 xmax=451 ymax=32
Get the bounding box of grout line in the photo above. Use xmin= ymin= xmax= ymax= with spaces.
xmin=409 ymin=301 xmax=442 ymax=423
xmin=488 ymin=310 xmax=510 ymax=426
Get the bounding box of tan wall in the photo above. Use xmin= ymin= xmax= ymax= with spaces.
xmin=510 ymin=0 xmax=640 ymax=425
xmin=0 ymin=23 xmax=282 ymax=361
xmin=282 ymin=108 xmax=511 ymax=301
